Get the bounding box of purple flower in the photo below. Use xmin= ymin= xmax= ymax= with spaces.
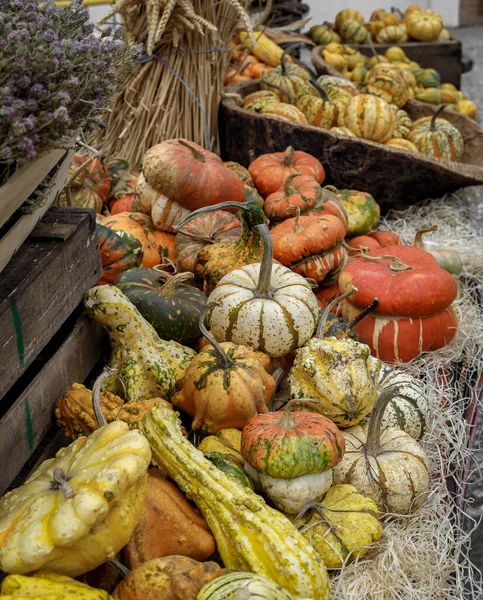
xmin=54 ymin=90 xmax=71 ymax=106
xmin=53 ymin=106 xmax=70 ymax=124
xmin=43 ymin=29 xmax=57 ymax=43
xmin=0 ymin=147 xmax=13 ymax=159
xmin=7 ymin=29 xmax=27 ymax=43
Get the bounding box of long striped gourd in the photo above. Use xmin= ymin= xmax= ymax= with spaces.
xmin=139 ymin=404 xmax=330 ymax=600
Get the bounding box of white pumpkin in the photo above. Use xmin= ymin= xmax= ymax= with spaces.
xmin=0 ymin=422 xmax=151 ymax=576
xmin=135 ymin=172 xmax=190 ymax=232
xmin=207 ymin=225 xmax=319 ymax=357
xmin=333 ymin=384 xmax=430 ymax=514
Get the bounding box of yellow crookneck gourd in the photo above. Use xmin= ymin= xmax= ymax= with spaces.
xmin=289 ymin=289 xmax=382 ymax=427
xmin=0 ymin=571 xmax=113 ymax=598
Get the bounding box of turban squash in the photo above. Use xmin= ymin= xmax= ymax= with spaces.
xmin=339 ymin=245 xmax=458 ymax=362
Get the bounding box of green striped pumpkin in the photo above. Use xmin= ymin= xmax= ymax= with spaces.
xmin=338 ymin=19 xmax=371 ymax=44
xmin=198 ymin=572 xmax=295 ymax=600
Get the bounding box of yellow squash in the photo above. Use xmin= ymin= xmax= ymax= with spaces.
xmin=0 ymin=571 xmax=113 ymax=598
xmin=238 ymin=31 xmax=288 ymax=67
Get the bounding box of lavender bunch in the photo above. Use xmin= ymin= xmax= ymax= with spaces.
xmin=0 ymin=0 xmax=137 ymax=180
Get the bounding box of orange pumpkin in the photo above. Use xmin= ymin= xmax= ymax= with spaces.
xmin=97 ymin=212 xmax=176 ymax=268
xmin=264 ymin=173 xmax=321 ymax=221
xmin=348 ymin=230 xmax=401 ymax=253
xmin=249 ymin=146 xmax=326 ymax=198
xmin=109 ymin=195 xmax=139 ymax=214
xmin=64 ymin=155 xmax=110 ymax=212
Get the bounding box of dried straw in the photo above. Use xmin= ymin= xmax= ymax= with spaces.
xmin=99 ymin=0 xmax=253 ymax=167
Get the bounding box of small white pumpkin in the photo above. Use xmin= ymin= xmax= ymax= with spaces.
xmin=207 ymin=224 xmax=319 ymax=357
xmin=135 ymin=172 xmax=190 ymax=232
xmin=333 ymin=384 xmax=430 ymax=514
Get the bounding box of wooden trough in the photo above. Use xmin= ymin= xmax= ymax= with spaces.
xmin=219 ymin=81 xmax=483 ymax=210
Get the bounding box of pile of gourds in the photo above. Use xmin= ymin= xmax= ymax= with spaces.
xmin=309 ymin=5 xmax=450 ymax=45
xmin=0 ymin=140 xmax=463 ymax=600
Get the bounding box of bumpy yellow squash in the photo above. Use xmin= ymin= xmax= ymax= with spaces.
xmin=1 ymin=571 xmax=113 ymax=598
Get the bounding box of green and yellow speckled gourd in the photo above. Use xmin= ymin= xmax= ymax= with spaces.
xmin=295 ymin=81 xmax=345 ymax=129
xmin=174 ymin=201 xmax=266 ymax=294
xmin=391 ymin=106 xmax=413 ymax=139
xmin=344 ymin=94 xmax=395 ymax=143
xmin=365 ymin=63 xmax=411 ymax=108
xmin=260 ymin=48 xmax=312 ymax=103
xmin=84 ymin=285 xmax=196 ymax=402
xmin=289 ymin=290 xmax=382 ymax=427
xmin=138 ymin=403 xmax=331 ymax=600
xmin=409 ymin=105 xmax=464 ymax=161
xmin=338 ymin=19 xmax=371 ymax=44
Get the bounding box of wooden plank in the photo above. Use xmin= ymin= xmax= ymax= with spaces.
xmin=0 ymin=314 xmax=107 ymax=495
xmin=0 ymin=149 xmax=75 ymax=273
xmin=0 ymin=208 xmax=101 ymax=400
xmin=0 ymin=148 xmax=65 ymax=230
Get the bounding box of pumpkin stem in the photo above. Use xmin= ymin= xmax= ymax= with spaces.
xmin=282 ymin=146 xmax=295 ymax=167
xmin=173 ymin=201 xmax=247 ymax=231
xmin=153 ymin=257 xmax=177 ymax=274
xmin=309 ymin=78 xmax=331 ymax=102
xmin=201 ymin=302 xmax=233 ymax=368
xmin=174 ymin=229 xmax=218 ymax=244
xmin=414 ymin=225 xmax=438 ymax=248
xmin=52 ymin=468 xmax=75 ymax=498
xmin=365 ymin=383 xmax=405 ymax=457
xmin=345 ymin=298 xmax=380 ymax=329
xmin=280 ymin=397 xmax=328 ymax=428
xmin=287 ymin=205 xmax=304 ymax=232
xmin=260 ymin=76 xmax=291 ymax=102
xmin=92 ymin=366 xmax=126 ymax=428
xmin=177 ymin=139 xmax=206 ymax=163
xmin=107 ymin=560 xmax=130 ymax=579
xmin=294 ymin=499 xmax=325 ymax=523
xmin=360 ymin=247 xmax=412 ymax=271
xmin=391 ymin=6 xmax=404 ymax=18
xmin=315 ymin=287 xmax=358 ymax=339
xmin=430 ymin=104 xmax=450 ymax=131
xmin=159 ymin=272 xmax=195 ymax=297
xmin=254 ymin=224 xmax=274 ymax=298
xmin=280 ymin=43 xmax=301 ymax=76
xmin=284 ymin=171 xmax=302 ymax=195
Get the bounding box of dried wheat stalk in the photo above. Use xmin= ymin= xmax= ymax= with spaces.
xmin=99 ymin=0 xmax=253 ymax=166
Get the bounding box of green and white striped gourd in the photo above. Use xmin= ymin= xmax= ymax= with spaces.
xmin=198 ymin=572 xmax=296 ymax=599
xmin=84 ymin=285 xmax=196 ymax=402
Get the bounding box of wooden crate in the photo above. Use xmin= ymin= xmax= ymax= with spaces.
xmin=0 ymin=148 xmax=75 ymax=273
xmin=0 ymin=207 xmax=101 ymax=402
xmin=313 ymin=39 xmax=467 ymax=88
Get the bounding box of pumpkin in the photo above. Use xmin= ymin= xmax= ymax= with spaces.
xmin=344 ymin=94 xmax=395 ymax=143
xmin=333 ymin=384 xmax=430 ymax=513
xmin=198 ymin=572 xmax=296 ymax=600
xmin=294 ymin=485 xmax=382 ymax=569
xmin=290 ymin=290 xmax=382 ymax=428
xmin=403 ymin=4 xmax=422 ymax=19
xmin=335 ymin=189 xmax=380 ymax=237
xmin=142 ymin=139 xmax=245 ymax=211
xmin=96 ymin=224 xmax=143 ymax=285
xmin=113 ymin=556 xmax=223 ymax=600
xmin=339 ymin=245 xmax=459 ymax=362
xmin=123 ymin=469 xmax=216 ymax=569
xmin=97 ymin=212 xmax=175 ymax=268
xmin=365 ymin=63 xmax=410 ymax=108
xmin=270 ymin=210 xmax=347 ymax=283
xmin=109 ymin=195 xmax=138 ymax=214
xmin=175 ymin=210 xmax=241 ymax=274
xmin=309 ymin=23 xmax=342 ymax=45
xmin=339 ymin=19 xmax=371 ymax=44
xmin=409 ymin=105 xmax=464 ymax=162
xmin=242 ymin=90 xmax=281 ymax=112
xmin=348 ymin=229 xmax=400 ymax=253
xmin=0 ymin=422 xmax=151 ymax=576
xmin=260 ymin=49 xmax=312 ymax=103
xmin=405 ymin=9 xmax=443 ymax=41
xmin=295 ymin=85 xmax=344 ymax=130
xmin=104 ymin=156 xmax=130 ymax=191
xmin=415 ymin=88 xmax=458 ymax=104
xmin=376 ymin=25 xmax=408 ymax=43
xmin=139 ymin=404 xmax=331 ymax=599
xmin=263 ymin=173 xmax=321 ymax=221
xmin=55 ymin=382 xmax=165 ymax=439
xmin=223 ymin=161 xmax=254 ymax=187
xmin=456 ymin=100 xmax=478 ymax=119
xmin=198 ymin=429 xmax=244 ymax=466
xmin=386 ymin=138 xmax=418 ymax=152
xmin=61 ymin=155 xmax=110 ymax=212
xmin=413 ymin=225 xmax=463 ymax=275
xmin=1 ymin=572 xmax=113 ymax=599
xmin=207 ymin=224 xmax=319 ymax=357
xmin=135 ymin=172 xmax=190 ymax=232
xmin=172 ymin=303 xmax=274 ymax=433
xmin=84 ymin=285 xmax=196 ymax=401
xmin=259 ymin=101 xmax=308 ymax=124
xmin=330 ymin=126 xmax=357 ymax=137
xmin=417 ymin=69 xmax=441 ymax=88
xmin=370 ymin=8 xmax=399 ymax=26
xmin=114 ymin=269 xmax=206 ymax=346
xmin=205 ymin=452 xmax=254 ymax=490
xmin=249 ymin=146 xmax=325 ymax=198
xmin=335 ymin=8 xmax=364 ymax=29
xmin=391 ymin=106 xmax=413 ymax=139
xmin=174 ymin=200 xmax=266 ymax=293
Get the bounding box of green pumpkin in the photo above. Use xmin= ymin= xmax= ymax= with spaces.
xmin=309 ymin=24 xmax=342 ymax=45
xmin=96 ymin=224 xmax=143 ymax=285
xmin=197 ymin=572 xmax=296 ymax=600
xmin=104 ymin=156 xmax=130 ymax=192
xmin=417 ymin=69 xmax=441 ymax=89
xmin=114 ymin=268 xmax=207 ymax=346
xmin=204 ymin=452 xmax=254 ymax=490
xmin=336 ymin=189 xmax=380 ymax=237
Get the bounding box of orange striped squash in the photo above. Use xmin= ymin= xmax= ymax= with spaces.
xmin=365 ymin=64 xmax=411 ymax=108
xmin=409 ymin=106 xmax=464 ymax=162
xmin=344 ymin=95 xmax=395 ymax=143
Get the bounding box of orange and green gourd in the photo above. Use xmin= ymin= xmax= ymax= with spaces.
xmin=409 ymin=104 xmax=464 ymax=162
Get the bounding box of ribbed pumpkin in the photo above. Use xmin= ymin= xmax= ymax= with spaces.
xmin=249 ymin=146 xmax=325 ymax=198
xmin=142 ymin=139 xmax=245 ymax=211
xmin=290 ymin=291 xmax=382 ymax=428
xmin=405 ymin=9 xmax=443 ymax=41
xmin=223 ymin=161 xmax=254 ymax=187
xmin=62 ymin=155 xmax=110 ymax=212
xmin=295 ymin=86 xmax=344 ymax=129
xmin=376 ymin=25 xmax=408 ymax=43
xmin=365 ymin=63 xmax=410 ymax=108
xmin=409 ymin=105 xmax=464 ymax=162
xmin=115 ymin=269 xmax=207 ymax=346
xmin=175 ymin=210 xmax=241 ymax=274
xmin=339 ymin=245 xmax=459 ymax=362
xmin=333 ymin=385 xmax=430 ymax=513
xmin=386 ymin=138 xmax=419 ymax=152
xmin=335 ymin=8 xmax=364 ymax=29
xmin=270 ymin=210 xmax=347 ymax=283
xmin=97 ymin=212 xmax=176 ymax=268
xmin=391 ymin=106 xmax=413 ymax=139
xmin=344 ymin=94 xmax=395 ymax=143
xmin=309 ymin=23 xmax=342 ymax=45
xmin=135 ymin=172 xmax=190 ymax=232
xmin=172 ymin=303 xmax=274 ymax=433
xmin=198 ymin=572 xmax=296 ymax=600
xmin=335 ymin=189 xmax=380 ymax=237
xmin=96 ymin=224 xmax=143 ymax=285
xmin=260 ymin=49 xmax=311 ymax=103
xmin=348 ymin=230 xmax=401 ymax=253
xmin=109 ymin=195 xmax=138 ymax=215
xmin=259 ymin=102 xmax=307 ymax=124
xmin=207 ymin=225 xmax=319 ymax=358
xmin=242 ymin=90 xmax=280 ymax=112
xmin=339 ymin=19 xmax=371 ymax=44
xmin=264 ymin=173 xmax=321 ymax=221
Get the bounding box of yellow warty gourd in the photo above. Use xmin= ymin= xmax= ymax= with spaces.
xmin=0 ymin=571 xmax=113 ymax=599
xmin=138 ymin=403 xmax=331 ymax=600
